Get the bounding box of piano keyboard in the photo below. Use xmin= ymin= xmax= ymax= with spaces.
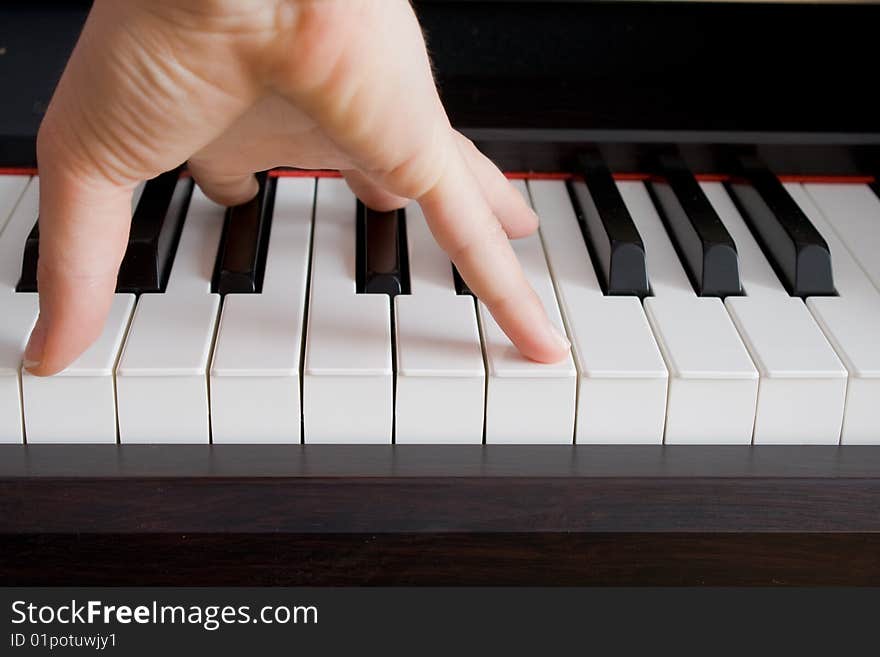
xmin=1 ymin=168 xmax=879 ymax=445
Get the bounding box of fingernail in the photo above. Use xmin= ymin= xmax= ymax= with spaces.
xmin=23 ymin=316 xmax=47 ymax=372
xmin=549 ymin=323 xmax=571 ymax=352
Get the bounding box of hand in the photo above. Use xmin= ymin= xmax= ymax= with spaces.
xmin=26 ymin=0 xmax=571 ymax=375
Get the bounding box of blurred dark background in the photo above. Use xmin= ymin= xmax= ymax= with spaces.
xmin=3 ymin=1 xmax=880 ymax=168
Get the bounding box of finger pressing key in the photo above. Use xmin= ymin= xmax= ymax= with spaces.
xmin=24 ymin=162 xmax=135 ymax=376
xmin=418 ymin=131 xmax=570 ymax=363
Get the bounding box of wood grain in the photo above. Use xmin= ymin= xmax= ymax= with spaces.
xmin=2 ymin=446 xmax=880 ymax=535
xmin=4 ymin=533 xmax=880 ymax=586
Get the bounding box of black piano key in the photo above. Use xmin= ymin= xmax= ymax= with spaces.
xmin=568 ymin=152 xmax=649 ymax=297
xmin=117 ymin=170 xmax=190 ymax=293
xmin=650 ymin=156 xmax=741 ymax=297
xmin=212 ymin=173 xmax=274 ymax=295
xmin=356 ymin=203 xmax=409 ymax=297
xmin=16 ymin=221 xmax=39 ymax=292
xmin=728 ymin=157 xmax=835 ymax=297
xmin=16 ymin=172 xmax=191 ymax=294
xmin=452 ymin=264 xmax=473 ymax=296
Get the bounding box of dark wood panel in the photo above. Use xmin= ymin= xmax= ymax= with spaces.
xmin=5 ymin=444 xmax=880 ymax=478
xmin=4 ymin=478 xmax=880 ymax=533
xmin=3 ymin=533 xmax=880 ymax=586
xmin=2 ymin=447 xmax=880 ymax=534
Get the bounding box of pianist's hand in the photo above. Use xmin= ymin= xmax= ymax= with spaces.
xmin=27 ymin=0 xmax=571 ymax=376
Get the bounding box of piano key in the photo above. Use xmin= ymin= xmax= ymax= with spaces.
xmin=701 ymin=182 xmax=846 ymax=444
xmin=210 ymin=177 xmax=314 ymax=443
xmin=569 ymin=152 xmax=649 ymax=297
xmin=0 ymin=177 xmax=38 ymax=442
xmin=394 ymin=202 xmax=485 ymax=444
xmin=22 ymin=294 xmax=135 ymax=443
xmin=801 ymin=183 xmax=880 ymax=295
xmin=357 ymin=203 xmax=408 ymax=297
xmin=0 ymin=179 xmax=37 ymax=288
xmin=529 ymin=179 xmax=668 ymax=444
xmin=212 ymin=172 xmax=273 ymax=294
xmin=130 ymin=179 xmax=146 ymax=212
xmin=15 ymin=222 xmax=38 ymax=292
xmin=17 ymin=181 xmax=148 ymax=293
xmin=0 ymin=295 xmax=37 ymax=443
xmin=116 ymin=186 xmax=222 ymax=443
xmin=481 ymin=180 xmax=576 ymax=444
xmin=621 ymin=181 xmax=759 ymax=444
xmin=787 ymin=183 xmax=880 ymax=444
xmin=1 ymin=176 xmax=31 ymax=291
xmin=650 ymin=157 xmax=741 ymax=297
xmin=452 ymin=264 xmax=473 ymax=296
xmin=303 ymin=178 xmax=393 ymax=443
xmin=0 ymin=176 xmax=30 ymax=229
xmin=727 ymin=160 xmax=834 ymax=297
xmin=14 ymin=176 xmax=158 ymax=442
xmin=117 ymin=170 xmax=189 ymax=293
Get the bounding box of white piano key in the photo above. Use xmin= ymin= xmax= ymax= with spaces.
xmin=303 ymin=178 xmax=392 ymax=443
xmin=162 ymin=185 xmax=222 ymax=296
xmin=802 ymin=183 xmax=880 ymax=294
xmin=620 ymin=181 xmax=759 ymax=444
xmin=210 ymin=177 xmax=315 ymax=443
xmin=0 ymin=177 xmax=38 ymax=291
xmin=479 ymin=180 xmax=576 ymax=444
xmin=1 ymin=178 xmax=147 ymax=444
xmin=787 ymin=183 xmax=880 ymax=444
xmin=528 ymin=179 xmax=667 ymax=444
xmin=22 ymin=294 xmax=135 ymax=443
xmin=394 ymin=202 xmax=484 ymax=444
xmin=116 ymin=185 xmax=223 ymax=443
xmin=0 ymin=178 xmax=38 ymax=443
xmin=805 ymin=298 xmax=880 ymax=444
xmin=0 ymin=294 xmax=37 ymax=444
xmin=15 ymin=179 xmax=149 ymax=444
xmin=701 ymin=182 xmax=846 ymax=445
xmin=725 ymin=298 xmax=845 ymax=444
xmin=0 ymin=175 xmax=30 ymax=234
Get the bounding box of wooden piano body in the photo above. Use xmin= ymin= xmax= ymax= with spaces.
xmin=1 ymin=1 xmax=880 ymax=585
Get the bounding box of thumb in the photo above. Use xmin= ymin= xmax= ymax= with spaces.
xmin=24 ymin=133 xmax=134 ymax=376
xmin=22 ymin=0 xmax=216 ymax=375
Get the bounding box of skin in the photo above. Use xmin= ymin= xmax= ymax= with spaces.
xmin=25 ymin=0 xmax=570 ymax=376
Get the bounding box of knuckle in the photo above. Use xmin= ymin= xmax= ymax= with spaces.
xmin=382 ymin=126 xmax=451 ymax=200
xmin=189 ymin=166 xmax=258 ymax=206
xmin=446 ymin=219 xmax=507 ymax=267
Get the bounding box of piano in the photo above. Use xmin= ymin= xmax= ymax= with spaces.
xmin=2 ymin=0 xmax=880 ymax=585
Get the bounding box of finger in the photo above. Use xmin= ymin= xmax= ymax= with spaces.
xmin=24 ymin=158 xmax=134 ymax=376
xmin=271 ymin=0 xmax=450 ymax=198
xmin=419 ymin=133 xmax=570 ymax=363
xmin=454 ymin=132 xmax=539 ymax=239
xmin=270 ymin=1 xmax=567 ymax=362
xmin=23 ymin=0 xmax=262 ymax=375
xmin=187 ymin=160 xmax=259 ymax=207
xmin=342 ymin=169 xmax=408 ymax=211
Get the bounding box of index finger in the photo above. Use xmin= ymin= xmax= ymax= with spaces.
xmin=418 ymin=133 xmax=570 ymax=363
xmin=23 ymin=152 xmax=135 ymax=376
